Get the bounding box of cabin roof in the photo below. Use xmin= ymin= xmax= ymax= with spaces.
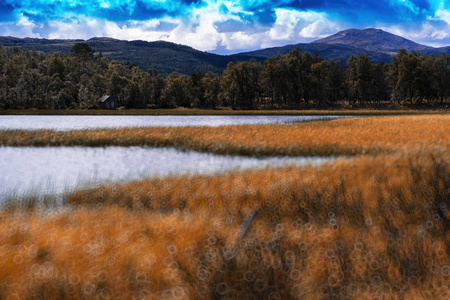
xmin=98 ymin=95 xmax=112 ymax=103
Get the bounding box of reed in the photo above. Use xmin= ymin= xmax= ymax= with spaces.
xmin=0 ymin=152 xmax=448 ymax=299
xmin=1 ymin=115 xmax=449 ymax=157
xmin=63 ymin=152 xmax=449 ymax=221
xmin=0 ymin=115 xmax=449 ymax=298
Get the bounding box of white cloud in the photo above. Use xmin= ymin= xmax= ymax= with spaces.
xmin=268 ymin=9 xmax=334 ymax=41
xmin=46 ymin=17 xmax=167 ymax=41
xmin=98 ymin=0 xmax=111 ymax=9
xmin=220 ymin=31 xmax=264 ymax=50
xmin=268 ymin=10 xmax=299 ymax=40
xmin=38 ymin=5 xmax=343 ymax=52
xmin=299 ymin=19 xmax=341 ymax=39
xmin=48 ymin=18 xmax=103 ymax=39
xmin=380 ymin=22 xmax=450 ymax=47
xmin=431 ymin=30 xmax=450 ymax=40
xmin=434 ymin=9 xmax=450 ymax=25
xmin=166 ymin=21 xmax=223 ymax=51
xmin=395 ymin=0 xmax=420 ymax=14
xmin=17 ymin=15 xmax=35 ymax=28
xmin=1 ymin=14 xmax=41 ymax=38
xmin=162 ymin=1 xmax=250 ymax=51
xmin=45 ymin=12 xmax=223 ymax=51
xmin=3 ymin=1 xmax=449 ymax=54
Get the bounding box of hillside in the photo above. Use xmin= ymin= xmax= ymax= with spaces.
xmin=0 ymin=36 xmax=262 ymax=76
xmin=239 ymin=42 xmax=392 ymax=64
xmin=312 ymin=28 xmax=434 ymax=54
xmin=240 ymin=28 xmax=450 ymax=64
xmin=1 ymin=29 xmax=449 ymax=75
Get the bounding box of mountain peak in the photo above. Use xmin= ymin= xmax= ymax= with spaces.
xmin=313 ymin=28 xmax=434 ymax=53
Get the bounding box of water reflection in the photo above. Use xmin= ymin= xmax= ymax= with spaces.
xmin=1 ymin=146 xmax=336 ymax=199
xmin=0 ymin=115 xmax=344 ymax=131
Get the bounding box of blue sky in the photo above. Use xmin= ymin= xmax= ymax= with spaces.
xmin=0 ymin=0 xmax=449 ymax=54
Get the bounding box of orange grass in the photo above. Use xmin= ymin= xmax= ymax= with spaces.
xmin=64 ymin=153 xmax=450 ymax=222
xmin=1 ymin=203 xmax=449 ymax=299
xmin=1 ymin=152 xmax=449 ymax=299
xmin=1 ymin=115 xmax=449 ymax=299
xmin=0 ymin=115 xmax=449 ymax=156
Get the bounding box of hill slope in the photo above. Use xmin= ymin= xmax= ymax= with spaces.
xmin=0 ymin=36 xmax=262 ymax=76
xmin=239 ymin=42 xmax=392 ymax=64
xmin=1 ymin=29 xmax=449 ymax=75
xmin=312 ymin=28 xmax=434 ymax=54
xmin=240 ymin=28 xmax=450 ymax=64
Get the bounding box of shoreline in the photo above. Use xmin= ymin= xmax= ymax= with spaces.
xmin=1 ymin=108 xmax=449 ymax=116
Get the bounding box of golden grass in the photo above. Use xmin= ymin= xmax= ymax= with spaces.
xmin=1 ymin=115 xmax=449 ymax=157
xmin=64 ymin=152 xmax=449 ymax=220
xmin=1 ymin=115 xmax=449 ymax=299
xmin=1 ymin=153 xmax=449 ymax=299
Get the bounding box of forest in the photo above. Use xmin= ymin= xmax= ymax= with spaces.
xmin=0 ymin=42 xmax=449 ymax=110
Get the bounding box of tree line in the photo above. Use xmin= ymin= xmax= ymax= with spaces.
xmin=0 ymin=43 xmax=449 ymax=110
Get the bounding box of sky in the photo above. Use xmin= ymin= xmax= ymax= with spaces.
xmin=0 ymin=0 xmax=449 ymax=54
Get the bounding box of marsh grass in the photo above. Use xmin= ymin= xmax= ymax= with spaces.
xmin=0 ymin=115 xmax=449 ymax=299
xmin=0 ymin=152 xmax=449 ymax=299
xmin=1 ymin=116 xmax=449 ymax=157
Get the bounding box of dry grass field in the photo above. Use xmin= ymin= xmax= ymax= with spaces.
xmin=1 ymin=115 xmax=449 ymax=156
xmin=0 ymin=115 xmax=449 ymax=299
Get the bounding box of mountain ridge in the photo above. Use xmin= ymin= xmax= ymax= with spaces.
xmin=1 ymin=28 xmax=449 ymax=75
xmin=237 ymin=42 xmax=393 ymax=64
xmin=238 ymin=28 xmax=450 ymax=63
xmin=0 ymin=36 xmax=263 ymax=76
xmin=311 ymin=28 xmax=435 ymax=53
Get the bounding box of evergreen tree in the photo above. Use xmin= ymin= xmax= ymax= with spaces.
xmin=70 ymin=43 xmax=95 ymax=61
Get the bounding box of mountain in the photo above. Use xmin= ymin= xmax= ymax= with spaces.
xmin=312 ymin=28 xmax=434 ymax=54
xmin=0 ymin=36 xmax=262 ymax=76
xmin=437 ymin=46 xmax=450 ymax=53
xmin=1 ymin=29 xmax=449 ymax=75
xmin=238 ymin=42 xmax=392 ymax=64
xmin=239 ymin=28 xmax=450 ymax=64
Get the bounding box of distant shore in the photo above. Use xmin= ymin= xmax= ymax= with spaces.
xmin=1 ymin=108 xmax=449 ymax=116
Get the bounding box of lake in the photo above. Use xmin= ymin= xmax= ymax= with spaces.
xmin=0 ymin=115 xmax=347 ymax=201
xmin=0 ymin=146 xmax=337 ymax=200
xmin=0 ymin=115 xmax=344 ymax=131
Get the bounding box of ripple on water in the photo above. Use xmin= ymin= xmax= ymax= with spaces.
xmin=0 ymin=146 xmax=337 ymax=200
xmin=0 ymin=115 xmax=345 ymax=131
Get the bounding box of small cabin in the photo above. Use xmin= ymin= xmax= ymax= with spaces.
xmin=98 ymin=95 xmax=116 ymax=109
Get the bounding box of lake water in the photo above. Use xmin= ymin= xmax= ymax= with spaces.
xmin=0 ymin=146 xmax=336 ymax=200
xmin=0 ymin=115 xmax=346 ymax=201
xmin=0 ymin=115 xmax=344 ymax=131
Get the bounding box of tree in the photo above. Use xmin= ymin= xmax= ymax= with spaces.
xmin=372 ymin=62 xmax=390 ymax=104
xmin=395 ymin=51 xmax=422 ymax=102
xmin=432 ymin=54 xmax=450 ymax=104
xmin=189 ymin=71 xmax=207 ymax=107
xmin=202 ymin=72 xmax=221 ymax=108
xmin=388 ymin=49 xmax=407 ymax=102
xmin=261 ymin=57 xmax=289 ymax=108
xmin=47 ymin=55 xmax=66 ymax=79
xmin=309 ymin=60 xmax=345 ymax=107
xmin=108 ymin=71 xmax=129 ymax=106
xmin=346 ymin=54 xmax=375 ymax=105
xmin=220 ymin=60 xmax=261 ymax=109
xmin=146 ymin=69 xmax=165 ymax=108
xmin=164 ymin=72 xmax=190 ymax=108
xmin=70 ymin=43 xmax=95 ymax=61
